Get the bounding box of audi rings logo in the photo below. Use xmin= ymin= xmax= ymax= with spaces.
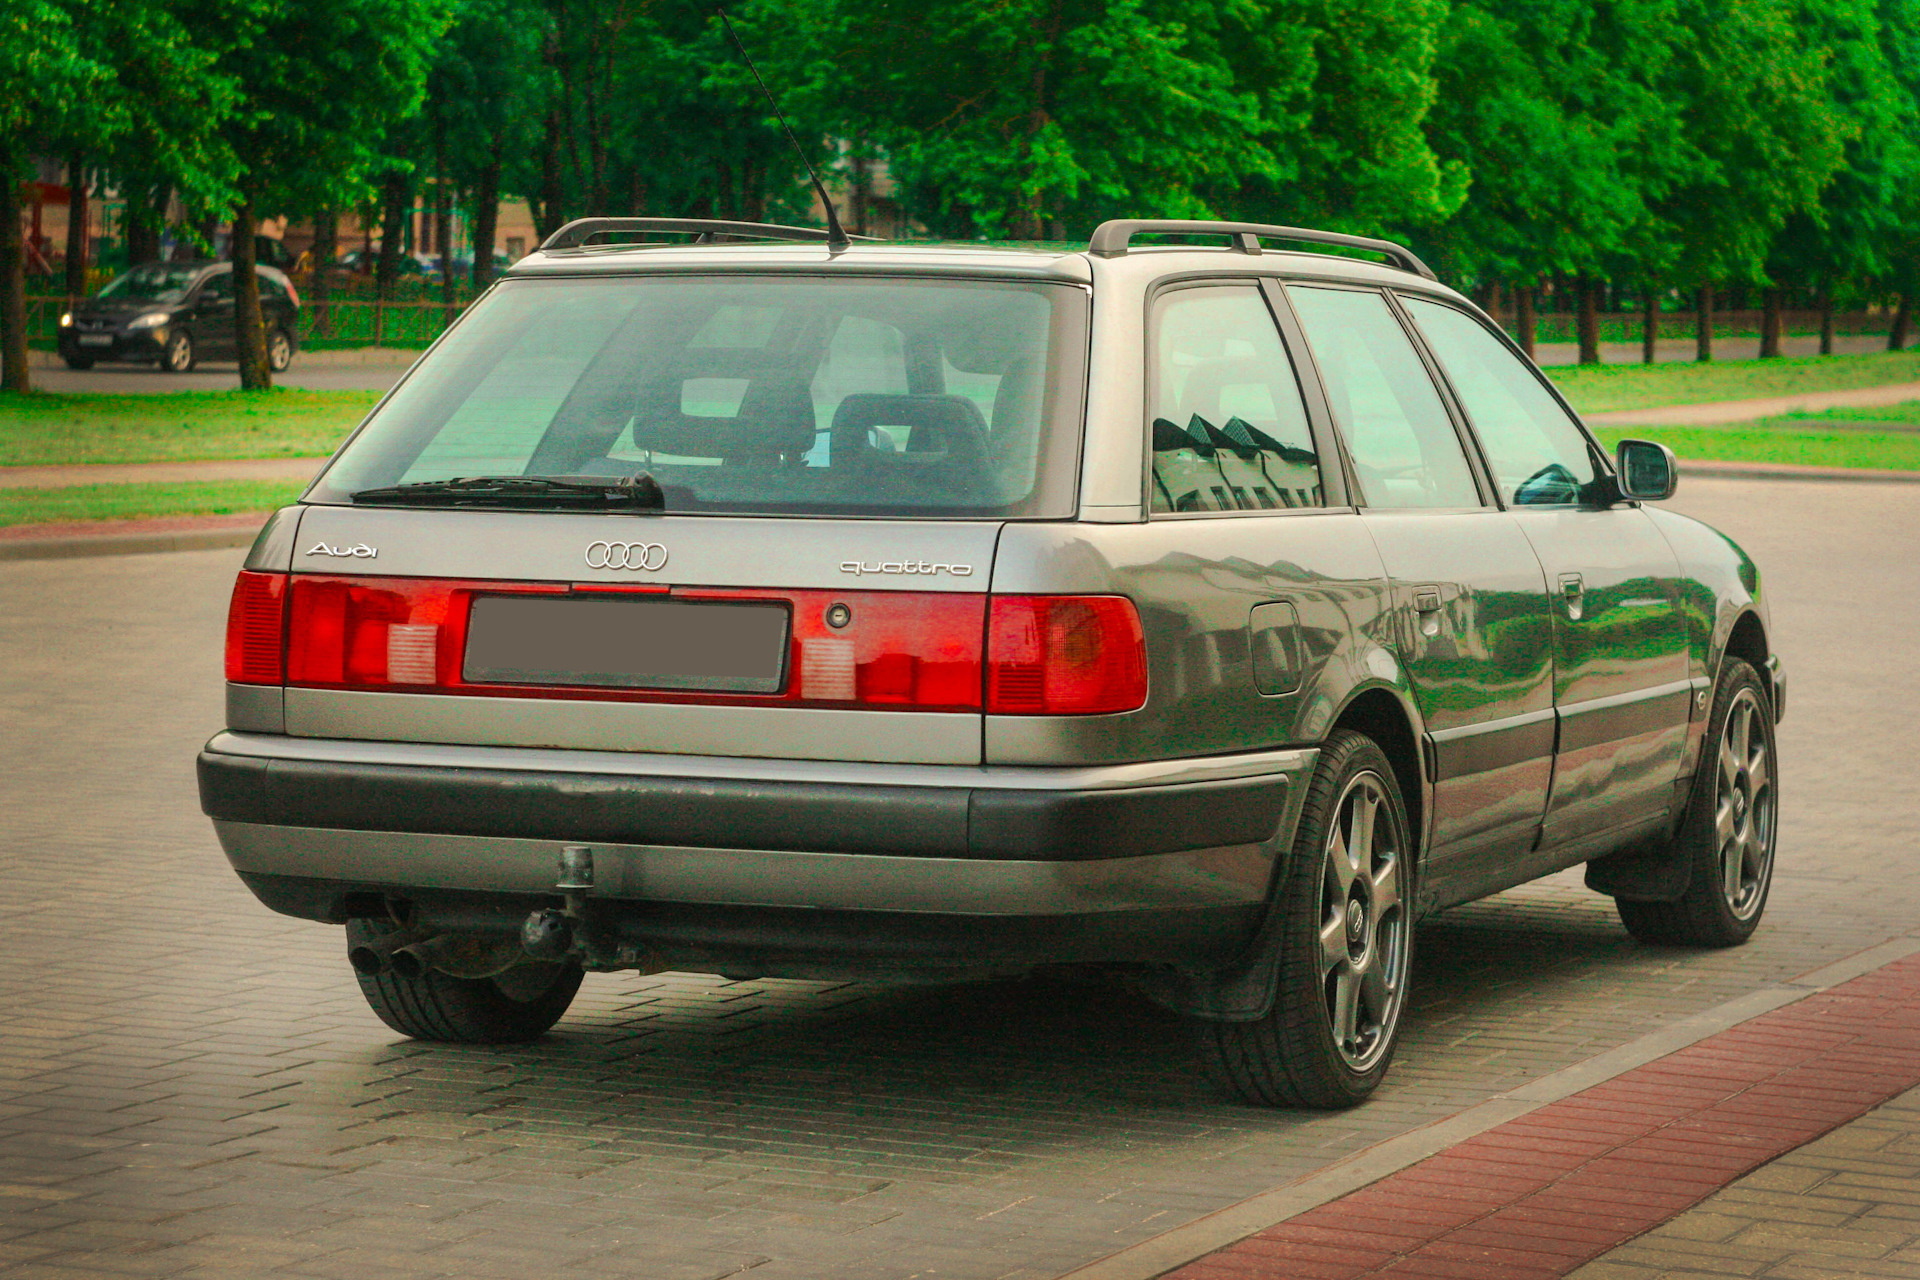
xmin=584 ymin=540 xmax=668 ymax=571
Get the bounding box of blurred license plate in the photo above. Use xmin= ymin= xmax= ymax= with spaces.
xmin=78 ymin=335 xmax=113 ymax=347
xmin=463 ymin=595 xmax=789 ymax=693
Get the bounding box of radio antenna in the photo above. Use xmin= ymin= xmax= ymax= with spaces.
xmin=715 ymin=7 xmax=851 ymax=252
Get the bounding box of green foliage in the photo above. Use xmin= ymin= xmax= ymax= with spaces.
xmin=0 ymin=389 xmax=375 ymax=465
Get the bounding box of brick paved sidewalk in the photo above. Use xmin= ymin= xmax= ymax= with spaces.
xmin=1571 ymin=1083 xmax=1920 ymax=1280
xmin=1157 ymin=952 xmax=1920 ymax=1280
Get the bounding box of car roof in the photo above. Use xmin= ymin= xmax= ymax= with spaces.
xmin=502 ymin=238 xmax=1468 ymax=303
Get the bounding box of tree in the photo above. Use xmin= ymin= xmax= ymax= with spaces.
xmin=790 ymin=0 xmax=1294 ymax=238
xmin=1761 ymin=0 xmax=1920 ymax=354
xmin=1650 ymin=0 xmax=1849 ymax=361
xmin=3 ymin=0 xmax=244 ymax=391
xmin=1422 ymin=0 xmax=1688 ymax=362
xmin=209 ymin=0 xmax=448 ymax=388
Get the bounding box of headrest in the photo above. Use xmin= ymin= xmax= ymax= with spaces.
xmin=631 ymin=371 xmax=817 ymax=459
xmin=830 ymin=394 xmax=989 ymax=459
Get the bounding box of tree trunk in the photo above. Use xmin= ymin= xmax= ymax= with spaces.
xmin=1641 ymin=287 xmax=1658 ymax=364
xmin=1891 ymin=294 xmax=1912 ymax=351
xmin=311 ymin=208 xmax=336 ymax=339
xmin=1759 ymin=288 xmax=1783 ymax=358
xmin=851 ymin=139 xmax=871 ymax=236
xmin=535 ymin=109 xmax=565 ymax=240
xmin=472 ymin=155 xmax=501 ymax=289
xmin=1818 ymin=284 xmax=1834 ymax=356
xmin=126 ymin=182 xmax=164 ymax=266
xmin=63 ymin=151 xmax=87 ymax=302
xmin=743 ymin=158 xmax=765 ymax=224
xmin=1515 ymin=284 xmax=1536 ymax=358
xmin=376 ymin=170 xmax=409 ymax=301
xmin=1576 ymin=273 xmax=1601 ymax=365
xmin=232 ymin=197 xmax=271 ymax=390
xmin=1 ymin=166 xmax=32 ymax=393
xmin=1696 ymin=284 xmax=1714 ymax=362
xmin=431 ymin=104 xmax=454 ymax=310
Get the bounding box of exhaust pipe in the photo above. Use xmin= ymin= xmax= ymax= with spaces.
xmin=348 ymin=929 xmax=428 ymax=977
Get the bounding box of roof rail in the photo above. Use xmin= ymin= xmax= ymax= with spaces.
xmin=539 ymin=217 xmax=879 ymax=252
xmin=1086 ymin=219 xmax=1437 ymax=281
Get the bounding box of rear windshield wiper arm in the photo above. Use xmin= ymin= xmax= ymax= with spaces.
xmin=349 ymin=473 xmax=665 ymax=511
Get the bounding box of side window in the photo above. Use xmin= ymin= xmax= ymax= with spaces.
xmin=1149 ymin=285 xmax=1323 ymax=514
xmin=199 ymin=272 xmax=234 ymax=302
xmin=1287 ymin=286 xmax=1481 ymax=510
xmin=1402 ymin=297 xmax=1600 ymax=505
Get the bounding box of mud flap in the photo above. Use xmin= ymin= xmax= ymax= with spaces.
xmin=1584 ymin=832 xmax=1690 ymax=902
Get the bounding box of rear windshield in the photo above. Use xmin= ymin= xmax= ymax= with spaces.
xmin=309 ymin=274 xmax=1090 ymax=518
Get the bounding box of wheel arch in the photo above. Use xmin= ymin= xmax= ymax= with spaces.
xmin=1721 ymin=609 xmax=1771 ymax=706
xmin=1329 ymin=686 xmax=1425 ymax=861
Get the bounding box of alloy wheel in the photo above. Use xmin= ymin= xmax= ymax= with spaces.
xmin=1716 ymin=687 xmax=1775 ymax=920
xmin=1318 ymin=771 xmax=1409 ymax=1071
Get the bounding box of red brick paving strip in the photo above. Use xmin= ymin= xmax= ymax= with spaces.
xmin=1167 ymin=953 xmax=1920 ymax=1279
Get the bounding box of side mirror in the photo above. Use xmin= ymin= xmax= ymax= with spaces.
xmin=1615 ymin=438 xmax=1677 ymax=501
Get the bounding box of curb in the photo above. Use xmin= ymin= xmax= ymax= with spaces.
xmin=1059 ymin=935 xmax=1920 ymax=1280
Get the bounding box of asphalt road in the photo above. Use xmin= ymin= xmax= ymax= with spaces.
xmin=29 ymin=354 xmax=416 ymax=394
xmin=0 ymin=478 xmax=1914 ymax=1279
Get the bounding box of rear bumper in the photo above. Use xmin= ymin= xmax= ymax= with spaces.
xmin=198 ymin=733 xmax=1311 ymax=957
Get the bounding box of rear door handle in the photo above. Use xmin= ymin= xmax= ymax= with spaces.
xmin=1413 ymin=587 xmax=1443 ymax=613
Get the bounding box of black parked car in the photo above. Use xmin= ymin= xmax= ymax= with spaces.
xmin=58 ymin=262 xmax=302 ymax=372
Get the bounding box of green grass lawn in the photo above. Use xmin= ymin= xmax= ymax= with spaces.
xmin=0 ymin=388 xmax=375 ymax=467
xmin=1548 ymin=349 xmax=1920 ymax=413
xmin=0 ymin=479 xmax=305 ymax=528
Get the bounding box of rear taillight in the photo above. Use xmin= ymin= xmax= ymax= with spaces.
xmin=286 ymin=576 xmax=486 ymax=688
xmin=224 ymin=571 xmax=288 ymax=683
xmin=987 ymin=596 xmax=1148 ymax=715
xmin=272 ymin=576 xmax=1146 ymax=716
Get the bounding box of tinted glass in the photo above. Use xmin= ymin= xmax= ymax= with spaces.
xmin=310 ymin=276 xmax=1088 ymax=518
xmin=1288 ymin=286 xmax=1480 ymax=510
xmin=1150 ymin=286 xmax=1322 ymax=513
xmin=198 ymin=272 xmax=234 ymax=301
xmin=1403 ymin=297 xmax=1600 ymax=505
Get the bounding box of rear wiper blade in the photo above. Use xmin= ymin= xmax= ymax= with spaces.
xmin=350 ymin=473 xmax=665 ymax=511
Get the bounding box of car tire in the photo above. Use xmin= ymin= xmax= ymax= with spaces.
xmin=162 ymin=330 xmax=195 ymax=372
xmin=61 ymin=355 xmax=95 ymax=370
xmin=1199 ymin=729 xmax=1415 ymax=1108
xmin=346 ymin=919 xmax=583 ymax=1044
xmin=1616 ymin=658 xmax=1777 ymax=947
xmin=267 ymin=327 xmax=294 ymax=372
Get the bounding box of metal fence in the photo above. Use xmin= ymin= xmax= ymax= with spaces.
xmin=22 ymin=297 xmax=1902 ymax=352
xmin=299 ymin=299 xmax=464 ymax=347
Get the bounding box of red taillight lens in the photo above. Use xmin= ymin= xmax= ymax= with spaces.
xmin=785 ymin=591 xmax=984 ymax=709
xmin=224 ymin=571 xmax=288 ymax=683
xmin=986 ymin=595 xmax=1147 ymax=715
xmin=286 ymin=576 xmax=474 ymax=688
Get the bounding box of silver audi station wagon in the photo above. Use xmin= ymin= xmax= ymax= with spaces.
xmin=200 ymin=219 xmax=1783 ymax=1107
